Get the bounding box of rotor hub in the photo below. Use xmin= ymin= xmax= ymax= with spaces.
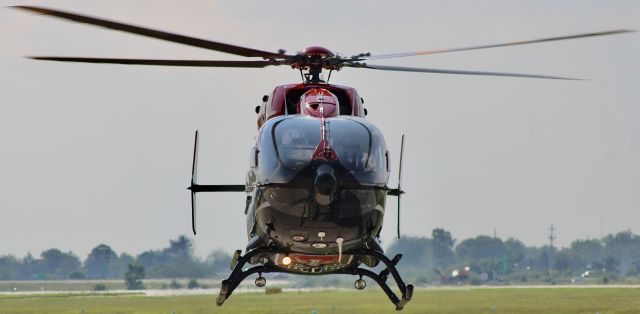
xmin=300 ymin=46 xmax=335 ymax=58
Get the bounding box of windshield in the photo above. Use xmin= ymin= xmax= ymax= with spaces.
xmin=273 ymin=118 xmax=321 ymax=168
xmin=257 ymin=116 xmax=389 ymax=185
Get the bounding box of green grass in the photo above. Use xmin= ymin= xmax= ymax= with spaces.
xmin=1 ymin=288 xmax=639 ymax=313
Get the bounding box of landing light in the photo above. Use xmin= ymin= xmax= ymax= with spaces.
xmin=291 ymin=235 xmax=306 ymax=242
xmin=312 ymin=243 xmax=328 ymax=249
xmin=282 ymin=256 xmax=292 ymax=265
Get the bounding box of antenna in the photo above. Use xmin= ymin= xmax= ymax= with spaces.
xmin=397 ymin=134 xmax=405 ymax=239
xmin=190 ymin=130 xmax=200 ymax=235
xmin=386 ymin=134 xmax=405 ymax=239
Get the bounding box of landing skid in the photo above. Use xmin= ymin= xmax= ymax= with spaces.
xmin=216 ymin=247 xmax=414 ymax=311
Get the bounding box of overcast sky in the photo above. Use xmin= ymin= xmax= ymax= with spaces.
xmin=1 ymin=1 xmax=638 ymax=259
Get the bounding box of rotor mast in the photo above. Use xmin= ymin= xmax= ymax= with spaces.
xmin=306 ymin=65 xmax=324 ymax=83
xmin=293 ymin=46 xmax=338 ymax=83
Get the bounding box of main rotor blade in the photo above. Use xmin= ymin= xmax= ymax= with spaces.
xmin=13 ymin=6 xmax=284 ymax=59
xmin=366 ymin=29 xmax=635 ymax=60
xmin=352 ymin=64 xmax=582 ymax=80
xmin=29 ymin=56 xmax=275 ymax=67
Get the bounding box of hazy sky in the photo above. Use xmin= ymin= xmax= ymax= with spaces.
xmin=1 ymin=1 xmax=638 ymax=260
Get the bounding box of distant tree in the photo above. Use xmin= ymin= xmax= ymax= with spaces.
xmin=520 ymin=246 xmax=544 ymax=270
xmin=68 ymin=271 xmax=86 ymax=279
xmin=166 ymin=235 xmax=193 ymax=261
xmin=40 ymin=249 xmax=81 ymax=279
xmin=111 ymin=253 xmax=135 ymax=278
xmin=503 ymin=238 xmax=527 ymax=265
xmin=455 ymin=236 xmax=504 ymax=262
xmin=603 ymin=256 xmax=620 ymax=274
xmin=569 ymin=239 xmax=603 ymax=265
xmin=387 ymin=237 xmax=433 ymax=268
xmin=137 ymin=236 xmax=209 ymax=278
xmin=137 ymin=236 xmax=193 ymax=269
xmin=476 ymin=258 xmax=502 ymax=274
xmin=387 ymin=237 xmax=435 ymax=279
xmin=119 ymin=253 xmax=135 ymax=266
xmin=169 ymin=278 xmax=183 ymax=289
xmin=207 ymin=249 xmax=232 ymax=275
xmin=0 ymin=255 xmax=22 ymax=280
xmin=603 ymin=231 xmax=640 ymax=273
xmin=626 ymin=261 xmax=640 ymax=277
xmin=85 ymin=244 xmax=118 ymax=279
xmin=21 ymin=252 xmax=42 ymax=280
xmin=536 ymin=246 xmax=555 ymax=271
xmin=432 ymin=228 xmax=456 ymax=267
xmin=553 ymin=249 xmax=586 ymax=273
xmin=187 ymin=278 xmax=200 ymax=289
xmin=124 ymin=264 xmax=145 ymax=290
xmin=136 ymin=250 xmax=163 ymax=268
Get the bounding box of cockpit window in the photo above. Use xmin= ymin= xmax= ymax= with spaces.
xmin=330 ymin=119 xmax=387 ymax=184
xmin=331 ymin=121 xmax=370 ymax=168
xmin=273 ymin=118 xmax=321 ymax=168
xmin=258 ymin=116 xmax=389 ymax=185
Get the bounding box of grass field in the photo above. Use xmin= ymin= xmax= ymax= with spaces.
xmin=1 ymin=287 xmax=640 ymax=314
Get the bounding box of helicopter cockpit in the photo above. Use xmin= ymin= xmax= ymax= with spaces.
xmin=253 ymin=115 xmax=389 ymax=187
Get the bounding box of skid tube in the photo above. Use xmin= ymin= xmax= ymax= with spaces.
xmin=216 ymin=247 xmax=414 ymax=311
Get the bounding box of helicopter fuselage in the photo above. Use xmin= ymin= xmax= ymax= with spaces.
xmin=244 ymin=83 xmax=391 ymax=273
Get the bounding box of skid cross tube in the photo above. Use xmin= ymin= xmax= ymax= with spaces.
xmin=216 ymin=247 xmax=413 ymax=310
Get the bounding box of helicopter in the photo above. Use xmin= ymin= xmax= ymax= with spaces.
xmin=13 ymin=5 xmax=634 ymax=311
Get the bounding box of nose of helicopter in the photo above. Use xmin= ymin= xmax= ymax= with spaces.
xmin=314 ymin=164 xmax=337 ymax=205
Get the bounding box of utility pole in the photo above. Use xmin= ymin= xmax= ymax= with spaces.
xmin=548 ymin=224 xmax=556 ymax=275
xmin=547 ymin=224 xmax=556 ymax=277
xmin=549 ymin=224 xmax=556 ymax=249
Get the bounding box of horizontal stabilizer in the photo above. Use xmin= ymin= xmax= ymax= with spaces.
xmin=188 ymin=184 xmax=245 ymax=192
xmin=387 ymin=188 xmax=404 ymax=196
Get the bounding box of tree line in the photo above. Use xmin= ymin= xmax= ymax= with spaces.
xmin=2 ymin=231 xmax=639 ymax=284
xmin=388 ymin=229 xmax=640 ymax=284
xmin=0 ymin=236 xmax=231 ymax=280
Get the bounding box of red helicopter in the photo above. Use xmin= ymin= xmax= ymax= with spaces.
xmin=14 ymin=6 xmax=633 ymax=311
